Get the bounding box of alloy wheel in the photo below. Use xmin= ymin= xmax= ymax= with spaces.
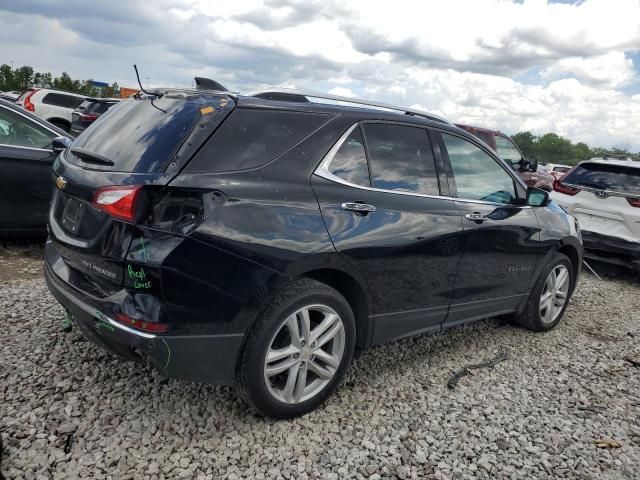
xmin=539 ymin=264 xmax=570 ymax=324
xmin=263 ymin=304 xmax=345 ymax=404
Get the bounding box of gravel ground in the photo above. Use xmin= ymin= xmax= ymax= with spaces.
xmin=1 ymin=243 xmax=639 ymax=480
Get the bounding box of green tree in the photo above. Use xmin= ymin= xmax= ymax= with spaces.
xmin=511 ymin=131 xmax=537 ymax=158
xmin=13 ymin=66 xmax=34 ymax=91
xmin=0 ymin=64 xmax=14 ymax=91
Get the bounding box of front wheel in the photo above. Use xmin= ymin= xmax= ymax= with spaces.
xmin=513 ymin=252 xmax=575 ymax=332
xmin=235 ymin=278 xmax=356 ymax=419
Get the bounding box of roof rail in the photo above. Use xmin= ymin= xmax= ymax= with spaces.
xmin=242 ymin=87 xmax=451 ymax=125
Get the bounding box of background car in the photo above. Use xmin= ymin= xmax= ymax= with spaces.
xmin=0 ymin=90 xmax=22 ymax=102
xmin=551 ymin=157 xmax=640 ymax=271
xmin=456 ymin=123 xmax=554 ymax=191
xmin=16 ymin=88 xmax=89 ymax=133
xmin=44 ymin=87 xmax=582 ymax=418
xmin=0 ymin=98 xmax=71 ymax=235
xmin=544 ymin=163 xmax=572 ymax=179
xmin=70 ymin=98 xmax=120 ymax=135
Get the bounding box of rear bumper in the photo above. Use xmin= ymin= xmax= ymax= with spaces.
xmin=582 ymin=231 xmax=640 ymax=269
xmin=44 ymin=248 xmax=243 ymax=385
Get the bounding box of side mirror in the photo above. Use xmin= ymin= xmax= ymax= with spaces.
xmin=528 ymin=156 xmax=539 ymax=172
xmin=52 ymin=136 xmax=72 ymax=154
xmin=526 ymin=186 xmax=549 ymax=207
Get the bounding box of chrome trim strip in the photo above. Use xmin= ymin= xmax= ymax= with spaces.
xmin=561 ymin=182 xmax=640 ymax=199
xmin=106 ymin=317 xmax=157 ymax=339
xmin=314 ymin=123 xmax=530 ymax=208
xmin=243 ymin=87 xmax=452 ymax=124
xmin=0 ymin=143 xmax=52 ymax=152
xmin=0 ymin=103 xmax=61 ymax=136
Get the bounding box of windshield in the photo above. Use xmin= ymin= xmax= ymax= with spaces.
xmin=564 ymin=162 xmax=640 ymax=194
xmin=67 ymin=94 xmax=215 ymax=173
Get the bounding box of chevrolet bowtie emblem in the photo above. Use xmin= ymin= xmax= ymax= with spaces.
xmin=55 ymin=176 xmax=67 ymax=190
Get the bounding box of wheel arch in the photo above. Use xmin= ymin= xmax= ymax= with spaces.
xmin=47 ymin=117 xmax=71 ymax=129
xmin=302 ymin=267 xmax=373 ymax=354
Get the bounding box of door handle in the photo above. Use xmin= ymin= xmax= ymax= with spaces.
xmin=341 ymin=202 xmax=376 ymax=214
xmin=465 ymin=212 xmax=487 ymax=223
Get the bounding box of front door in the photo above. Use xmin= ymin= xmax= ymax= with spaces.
xmin=312 ymin=122 xmax=464 ymax=345
xmin=435 ymin=131 xmax=542 ymax=326
xmin=0 ymin=106 xmax=57 ymax=231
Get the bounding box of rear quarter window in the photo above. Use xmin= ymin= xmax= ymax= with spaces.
xmin=186 ymin=108 xmax=329 ymax=173
xmin=42 ymin=93 xmax=85 ymax=109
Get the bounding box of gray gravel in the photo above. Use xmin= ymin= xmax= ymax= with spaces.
xmin=1 ymin=247 xmax=639 ymax=479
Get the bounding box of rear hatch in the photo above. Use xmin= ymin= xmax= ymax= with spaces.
xmin=49 ymin=90 xmax=235 ymax=295
xmin=554 ymin=161 xmax=640 ymax=243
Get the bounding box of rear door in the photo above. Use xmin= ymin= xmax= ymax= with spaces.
xmin=435 ymin=131 xmax=542 ymax=325
xmin=312 ymin=121 xmax=463 ymax=345
xmin=0 ymin=104 xmax=58 ymax=231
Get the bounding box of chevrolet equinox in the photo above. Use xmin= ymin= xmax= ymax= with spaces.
xmin=45 ymin=88 xmax=583 ymax=418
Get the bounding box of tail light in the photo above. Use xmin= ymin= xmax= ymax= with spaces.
xmin=626 ymin=197 xmax=640 ymax=208
xmin=80 ymin=113 xmax=99 ymax=122
xmin=23 ymin=89 xmax=38 ymax=112
xmin=115 ymin=313 xmax=169 ymax=333
xmin=553 ymin=179 xmax=580 ymax=196
xmin=92 ymin=185 xmax=143 ymax=222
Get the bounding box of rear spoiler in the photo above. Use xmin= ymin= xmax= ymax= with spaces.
xmin=194 ymin=77 xmax=228 ymax=92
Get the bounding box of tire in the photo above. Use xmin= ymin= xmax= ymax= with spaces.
xmin=512 ymin=252 xmax=574 ymax=332
xmin=235 ymin=278 xmax=356 ymax=419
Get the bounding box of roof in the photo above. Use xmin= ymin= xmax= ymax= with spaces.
xmin=582 ymin=157 xmax=640 ymax=169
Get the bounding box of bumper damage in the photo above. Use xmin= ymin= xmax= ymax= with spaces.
xmin=582 ymin=230 xmax=640 ymax=270
xmin=45 ymin=253 xmax=243 ymax=385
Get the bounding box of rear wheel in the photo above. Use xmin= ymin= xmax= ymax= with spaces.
xmin=513 ymin=252 xmax=574 ymax=332
xmin=236 ymin=278 xmax=356 ymax=418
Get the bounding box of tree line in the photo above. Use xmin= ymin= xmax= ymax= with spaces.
xmin=1 ymin=64 xmax=636 ymax=163
xmin=512 ymin=132 xmax=637 ymax=166
xmin=0 ymin=63 xmax=118 ymax=98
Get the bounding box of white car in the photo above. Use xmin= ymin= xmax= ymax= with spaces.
xmin=16 ymin=88 xmax=89 ymax=133
xmin=543 ymin=163 xmax=572 ymax=179
xmin=551 ymin=157 xmax=640 ymax=270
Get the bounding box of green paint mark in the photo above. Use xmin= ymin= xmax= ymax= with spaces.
xmin=161 ymin=338 xmax=171 ymax=371
xmin=93 ymin=310 xmax=115 ymax=332
xmin=140 ymin=237 xmax=148 ymax=263
xmin=127 ymin=264 xmax=152 ymax=289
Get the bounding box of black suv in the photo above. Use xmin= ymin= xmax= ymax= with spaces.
xmin=45 ymin=88 xmax=582 ymax=418
xmin=70 ymin=98 xmax=119 ymax=135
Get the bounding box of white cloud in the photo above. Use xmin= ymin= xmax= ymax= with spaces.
xmin=1 ymin=0 xmax=640 ymax=149
xmin=542 ymin=52 xmax=636 ymax=88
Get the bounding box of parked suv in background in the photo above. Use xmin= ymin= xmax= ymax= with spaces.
xmin=45 ymin=88 xmax=582 ymax=418
xmin=552 ymin=157 xmax=639 ymax=271
xmin=456 ymin=124 xmax=554 ymax=191
xmin=544 ymin=163 xmax=571 ymax=180
xmin=71 ymin=98 xmax=120 ymax=135
xmin=16 ymin=88 xmax=89 ymax=133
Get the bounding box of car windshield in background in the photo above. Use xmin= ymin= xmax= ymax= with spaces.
xmin=564 ymin=162 xmax=640 ymax=194
xmin=67 ymin=96 xmax=204 ymax=173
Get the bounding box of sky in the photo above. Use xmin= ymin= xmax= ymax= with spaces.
xmin=1 ymin=0 xmax=639 ymax=149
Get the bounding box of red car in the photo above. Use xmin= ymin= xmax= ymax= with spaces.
xmin=456 ymin=124 xmax=554 ymax=191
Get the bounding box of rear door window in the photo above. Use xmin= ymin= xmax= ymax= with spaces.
xmin=362 ymin=123 xmax=439 ymax=195
xmin=441 ymin=133 xmax=517 ymax=204
xmin=186 ymin=108 xmax=329 ymax=173
xmin=564 ymin=163 xmax=640 ymax=194
xmin=327 ymin=126 xmax=370 ymax=186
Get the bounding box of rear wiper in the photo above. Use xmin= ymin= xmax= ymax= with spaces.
xmin=70 ymin=147 xmax=115 ymax=166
